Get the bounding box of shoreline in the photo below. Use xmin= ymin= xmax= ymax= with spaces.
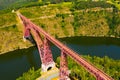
xmin=0 ymin=35 xmax=120 ymax=55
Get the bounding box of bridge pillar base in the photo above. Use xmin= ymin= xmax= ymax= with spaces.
xmin=41 ymin=62 xmax=56 ymax=73
xmin=36 ymin=67 xmax=59 ymax=80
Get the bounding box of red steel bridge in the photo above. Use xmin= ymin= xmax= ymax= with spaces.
xmin=17 ymin=13 xmax=114 ymax=80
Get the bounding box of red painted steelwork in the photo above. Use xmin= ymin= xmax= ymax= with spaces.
xmin=18 ymin=13 xmax=55 ymax=72
xmin=43 ymin=37 xmax=54 ymax=65
xmin=18 ymin=13 xmax=114 ymax=80
xmin=60 ymin=51 xmax=69 ymax=80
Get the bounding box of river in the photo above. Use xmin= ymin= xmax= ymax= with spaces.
xmin=0 ymin=36 xmax=120 ymax=80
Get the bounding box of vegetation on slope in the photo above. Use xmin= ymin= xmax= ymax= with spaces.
xmin=72 ymin=1 xmax=114 ymax=10
xmin=1 ymin=0 xmax=120 ymax=54
xmin=0 ymin=27 xmax=32 ymax=53
xmin=71 ymin=0 xmax=120 ymax=37
xmin=17 ymin=68 xmax=41 ymax=80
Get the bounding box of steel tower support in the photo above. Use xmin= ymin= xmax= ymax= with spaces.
xmin=42 ymin=37 xmax=55 ymax=72
xmin=60 ymin=51 xmax=70 ymax=80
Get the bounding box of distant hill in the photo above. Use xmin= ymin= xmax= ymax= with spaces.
xmin=0 ymin=0 xmax=74 ymax=10
xmin=0 ymin=0 xmax=38 ymax=10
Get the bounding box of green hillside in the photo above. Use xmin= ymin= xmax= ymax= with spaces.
xmin=0 ymin=0 xmax=120 ymax=54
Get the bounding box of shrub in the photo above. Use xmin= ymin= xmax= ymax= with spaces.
xmin=16 ymin=67 xmax=41 ymax=80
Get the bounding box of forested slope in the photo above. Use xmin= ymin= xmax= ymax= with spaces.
xmin=0 ymin=0 xmax=120 ymax=54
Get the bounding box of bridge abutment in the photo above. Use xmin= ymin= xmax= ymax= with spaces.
xmin=41 ymin=62 xmax=56 ymax=72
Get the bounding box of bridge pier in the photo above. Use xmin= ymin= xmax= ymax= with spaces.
xmin=41 ymin=37 xmax=56 ymax=72
xmin=60 ymin=51 xmax=70 ymax=80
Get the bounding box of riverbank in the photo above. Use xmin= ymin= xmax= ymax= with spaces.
xmin=0 ymin=34 xmax=119 ymax=55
